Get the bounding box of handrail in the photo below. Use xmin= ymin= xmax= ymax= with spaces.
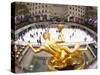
xmin=15 ymin=41 xmax=96 ymax=46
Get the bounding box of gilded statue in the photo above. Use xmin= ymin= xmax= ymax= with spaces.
xmin=27 ymin=24 xmax=87 ymax=70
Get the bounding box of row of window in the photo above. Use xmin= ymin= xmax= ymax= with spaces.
xmin=69 ymin=7 xmax=85 ymax=12
xmin=30 ymin=10 xmax=85 ymax=16
xmin=68 ymin=10 xmax=85 ymax=14
xmin=69 ymin=6 xmax=85 ymax=10
xmin=67 ymin=8 xmax=85 ymax=15
xmin=29 ymin=7 xmax=85 ymax=14
xmin=34 ymin=5 xmax=48 ymax=9
xmin=68 ymin=11 xmax=85 ymax=16
xmin=28 ymin=5 xmax=48 ymax=11
xmin=30 ymin=9 xmax=48 ymax=15
xmin=26 ymin=3 xmax=48 ymax=8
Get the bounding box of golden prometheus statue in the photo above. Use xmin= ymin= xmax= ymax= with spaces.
xmin=27 ymin=24 xmax=87 ymax=71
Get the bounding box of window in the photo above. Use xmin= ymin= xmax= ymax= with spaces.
xmin=30 ymin=8 xmax=31 ymax=10
xmin=45 ymin=5 xmax=47 ymax=7
xmin=70 ymin=11 xmax=72 ymax=14
xmin=35 ymin=7 xmax=37 ymax=9
xmin=42 ymin=10 xmax=44 ymax=13
xmin=32 ymin=13 xmax=34 ymax=15
xmin=78 ymin=13 xmax=80 ymax=16
xmin=39 ymin=6 xmax=40 ymax=8
xmin=39 ymin=10 xmax=40 ymax=13
xmin=27 ymin=3 xmax=29 ymax=5
xmin=42 ymin=5 xmax=44 ymax=8
xmin=35 ymin=11 xmax=37 ymax=14
xmin=45 ymin=10 xmax=47 ymax=12
xmin=73 ymin=12 xmax=74 ymax=15
xmin=83 ymin=8 xmax=85 ymax=11
xmin=78 ymin=6 xmax=80 ymax=9
xmin=78 ymin=9 xmax=80 ymax=12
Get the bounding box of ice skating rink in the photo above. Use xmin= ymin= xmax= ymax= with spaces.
xmin=16 ymin=27 xmax=95 ymax=44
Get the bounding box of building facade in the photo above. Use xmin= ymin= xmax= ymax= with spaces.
xmin=16 ymin=2 xmax=88 ymax=23
xmin=66 ymin=5 xmax=86 ymax=23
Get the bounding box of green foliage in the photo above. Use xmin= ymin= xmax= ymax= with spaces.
xmin=62 ymin=16 xmax=66 ymax=21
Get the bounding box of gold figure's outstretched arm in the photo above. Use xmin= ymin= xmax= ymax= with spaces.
xmin=72 ymin=42 xmax=80 ymax=52
xmin=78 ymin=47 xmax=87 ymax=51
xmin=71 ymin=42 xmax=87 ymax=53
xmin=55 ymin=39 xmax=64 ymax=43
xmin=27 ymin=43 xmax=45 ymax=53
